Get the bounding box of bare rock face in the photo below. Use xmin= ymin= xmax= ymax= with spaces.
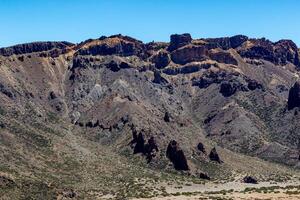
xmin=168 ymin=33 xmax=192 ymax=51
xmin=166 ymin=140 xmax=189 ymax=170
xmin=208 ymin=50 xmax=238 ymax=65
xmin=288 ymin=81 xmax=300 ymax=110
xmin=0 ymin=41 xmax=73 ymax=56
xmin=238 ymin=38 xmax=300 ymax=67
xmin=205 ymin=35 xmax=248 ymax=50
xmin=171 ymin=45 xmax=208 ymax=65
xmin=209 ymin=147 xmax=222 ymax=163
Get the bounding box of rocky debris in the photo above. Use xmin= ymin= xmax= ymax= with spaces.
xmin=0 ymin=175 xmax=15 ymax=188
xmin=199 ymin=172 xmax=211 ymax=180
xmin=209 ymin=147 xmax=222 ymax=163
xmin=192 ymin=71 xmax=227 ymax=89
xmin=163 ymin=62 xmax=214 ymax=76
xmin=0 ymin=83 xmax=16 ymax=99
xmin=247 ymin=80 xmax=263 ymax=91
xmin=205 ymin=35 xmax=248 ymax=50
xmin=77 ymin=35 xmax=147 ymax=58
xmin=288 ymin=81 xmax=300 ymax=110
xmin=164 ymin=111 xmax=171 ymax=122
xmin=166 ymin=140 xmax=189 ymax=170
xmin=150 ymin=50 xmax=170 ymax=68
xmin=168 ymin=33 xmax=192 ymax=51
xmin=60 ymin=189 xmax=77 ymax=198
xmin=243 ymin=176 xmax=258 ymax=184
xmin=0 ymin=41 xmax=73 ymax=56
xmin=171 ymin=45 xmax=208 ymax=65
xmin=153 ymin=70 xmax=168 ymax=84
xmin=197 ymin=142 xmax=206 ymax=154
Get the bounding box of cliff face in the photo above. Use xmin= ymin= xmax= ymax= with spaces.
xmin=0 ymin=33 xmax=299 ymax=198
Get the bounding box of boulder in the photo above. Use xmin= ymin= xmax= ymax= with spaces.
xmin=209 ymin=147 xmax=222 ymax=163
xmin=199 ymin=172 xmax=210 ymax=180
xmin=247 ymin=80 xmax=263 ymax=91
xmin=197 ymin=142 xmax=206 ymax=154
xmin=164 ymin=111 xmax=171 ymax=122
xmin=219 ymin=81 xmax=238 ymax=97
xmin=168 ymin=33 xmax=192 ymax=51
xmin=288 ymin=81 xmax=300 ymax=110
xmin=166 ymin=140 xmax=189 ymax=170
xmin=150 ymin=50 xmax=170 ymax=68
xmin=243 ymin=176 xmax=258 ymax=184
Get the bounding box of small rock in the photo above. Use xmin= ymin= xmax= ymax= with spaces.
xmin=243 ymin=176 xmax=258 ymax=184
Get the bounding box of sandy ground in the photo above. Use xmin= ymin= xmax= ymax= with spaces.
xmin=132 ymin=179 xmax=300 ymax=200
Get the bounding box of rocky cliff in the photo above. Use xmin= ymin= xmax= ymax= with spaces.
xmin=0 ymin=33 xmax=299 ymax=198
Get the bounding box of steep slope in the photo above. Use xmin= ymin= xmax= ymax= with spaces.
xmin=0 ymin=34 xmax=299 ymax=199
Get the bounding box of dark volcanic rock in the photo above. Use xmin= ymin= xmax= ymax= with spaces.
xmin=144 ymin=136 xmax=159 ymax=163
xmin=197 ymin=142 xmax=206 ymax=154
xmin=205 ymin=35 xmax=248 ymax=50
xmin=168 ymin=33 xmax=192 ymax=51
xmin=164 ymin=111 xmax=171 ymax=122
xmin=247 ymin=80 xmax=263 ymax=91
xmin=288 ymin=81 xmax=300 ymax=110
xmin=166 ymin=140 xmax=189 ymax=170
xmin=153 ymin=70 xmax=168 ymax=84
xmin=0 ymin=41 xmax=73 ymax=56
xmin=199 ymin=172 xmax=210 ymax=180
xmin=243 ymin=176 xmax=258 ymax=184
xmin=150 ymin=50 xmax=170 ymax=68
xmin=219 ymin=81 xmax=238 ymax=97
xmin=209 ymin=147 xmax=222 ymax=163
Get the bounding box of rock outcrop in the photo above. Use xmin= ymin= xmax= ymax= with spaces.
xmin=0 ymin=41 xmax=73 ymax=56
xmin=150 ymin=50 xmax=170 ymax=68
xmin=288 ymin=81 xmax=300 ymax=110
xmin=166 ymin=140 xmax=189 ymax=170
xmin=168 ymin=33 xmax=192 ymax=51
xmin=209 ymin=147 xmax=222 ymax=163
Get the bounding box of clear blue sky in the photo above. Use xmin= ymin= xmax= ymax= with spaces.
xmin=0 ymin=0 xmax=300 ymax=47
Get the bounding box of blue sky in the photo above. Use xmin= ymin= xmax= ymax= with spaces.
xmin=0 ymin=0 xmax=300 ymax=47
